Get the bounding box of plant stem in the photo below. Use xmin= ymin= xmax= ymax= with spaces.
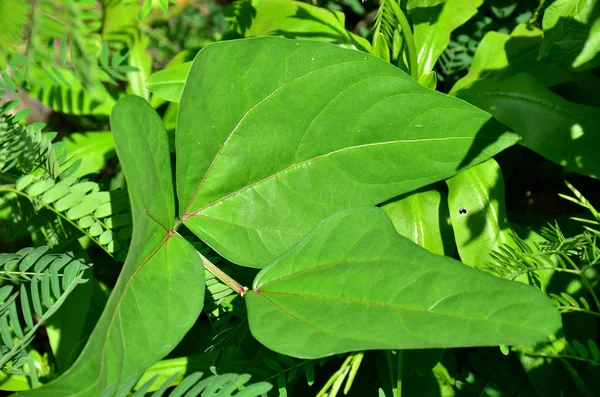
xmin=390 ymin=1 xmax=419 ymax=80
xmin=197 ymin=251 xmax=247 ymax=297
xmin=396 ymin=350 xmax=404 ymax=397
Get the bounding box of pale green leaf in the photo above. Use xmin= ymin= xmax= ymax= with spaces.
xmin=573 ymin=17 xmax=600 ymax=68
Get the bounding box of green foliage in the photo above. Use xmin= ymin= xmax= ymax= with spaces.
xmin=0 ymin=100 xmax=58 ymax=178
xmin=223 ymin=0 xmax=370 ymax=51
xmin=0 ymin=248 xmax=89 ymax=378
xmin=539 ymin=0 xmax=600 ymax=70
xmin=2 ymin=0 xmax=600 ymax=395
xmin=102 ymin=370 xmax=272 ymax=397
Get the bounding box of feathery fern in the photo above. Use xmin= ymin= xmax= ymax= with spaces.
xmin=101 ymin=370 xmax=272 ymax=397
xmin=0 ymin=247 xmax=89 ymax=377
xmin=1 ymin=98 xmax=132 ymax=258
xmin=0 ymin=100 xmax=58 ymax=178
xmin=0 ymin=0 xmax=136 ymax=101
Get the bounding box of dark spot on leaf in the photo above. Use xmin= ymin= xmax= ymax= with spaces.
xmin=458 ymin=207 xmax=468 ymax=216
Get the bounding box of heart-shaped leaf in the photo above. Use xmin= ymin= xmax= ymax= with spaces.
xmin=454 ymin=73 xmax=600 ymax=179
xmin=245 ymin=207 xmax=561 ymax=358
xmin=177 ymin=37 xmax=519 ymax=268
xmin=22 ymin=97 xmax=205 ymax=396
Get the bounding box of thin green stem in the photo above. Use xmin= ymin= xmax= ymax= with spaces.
xmin=396 ymin=350 xmax=403 ymax=397
xmin=389 ymin=1 xmax=418 ymax=80
xmin=197 ymin=251 xmax=247 ymax=297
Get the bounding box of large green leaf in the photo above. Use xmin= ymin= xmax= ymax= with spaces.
xmin=245 ymin=207 xmax=561 ymax=358
xmin=449 ymin=24 xmax=572 ymax=95
xmin=407 ymin=0 xmax=483 ymax=77
xmin=539 ymin=0 xmax=600 ymax=70
xmin=177 ymin=37 xmax=519 ymax=268
xmin=446 ymin=159 xmax=513 ymax=268
xmin=381 ymin=187 xmax=454 ymax=256
xmin=454 ymin=73 xmax=600 ymax=179
xmin=21 ymin=97 xmax=205 ymax=396
xmin=223 ymin=0 xmax=370 ymax=52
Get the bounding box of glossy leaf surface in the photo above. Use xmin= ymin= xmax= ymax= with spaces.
xmin=223 ymin=0 xmax=370 ymax=52
xmin=245 ymin=207 xmax=561 ymax=358
xmin=177 ymin=37 xmax=519 ymax=268
xmin=455 ymin=73 xmax=600 ymax=179
xmin=22 ymin=97 xmax=205 ymax=396
xmin=446 ymin=159 xmax=513 ymax=268
xmin=408 ymin=0 xmax=483 ymax=77
xmin=381 ymin=187 xmax=453 ymax=255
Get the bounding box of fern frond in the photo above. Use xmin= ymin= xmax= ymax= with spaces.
xmin=373 ymin=0 xmax=398 ymax=49
xmin=549 ymin=292 xmax=599 ymax=317
xmin=1 ymin=131 xmax=132 ymax=259
xmin=518 ymin=336 xmax=600 ymax=367
xmin=0 ymin=247 xmax=89 ymax=372
xmin=10 ymin=172 xmax=131 ymax=258
xmin=0 ymin=1 xmax=136 ymax=100
xmin=102 ymin=371 xmax=272 ymax=397
xmin=0 ymin=99 xmax=59 ymax=178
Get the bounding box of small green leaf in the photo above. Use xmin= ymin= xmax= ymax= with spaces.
xmin=27 ymin=179 xmax=55 ymax=197
xmin=146 ymin=62 xmax=191 ymax=103
xmin=372 ymin=33 xmax=391 ymax=63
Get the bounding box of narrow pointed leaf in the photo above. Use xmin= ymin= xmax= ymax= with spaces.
xmin=407 ymin=0 xmax=483 ymax=77
xmin=246 ymin=207 xmax=561 ymax=358
xmin=178 ymin=37 xmax=519 ymax=268
xmin=21 ymin=96 xmax=205 ymax=396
